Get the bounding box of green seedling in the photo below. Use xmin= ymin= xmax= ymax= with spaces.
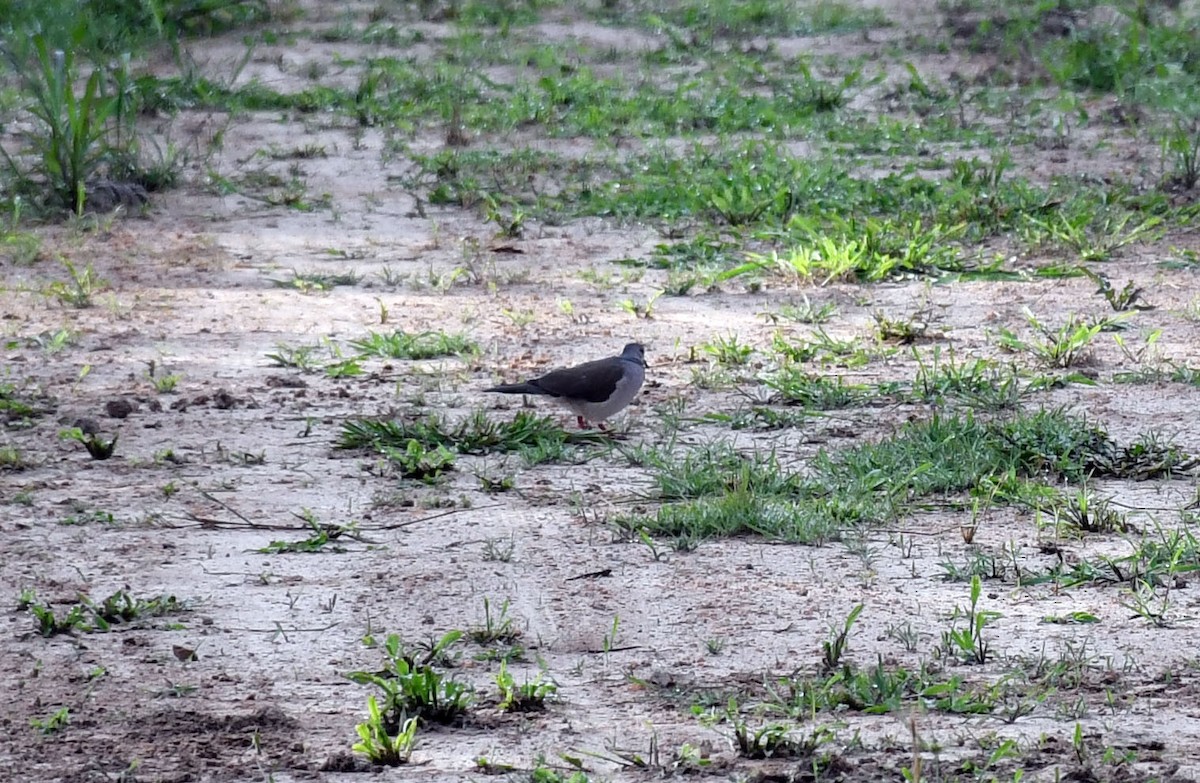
xmin=147 ymin=369 xmax=181 ymax=393
xmin=495 ymin=661 xmax=556 ymax=712
xmin=59 ymin=426 xmax=117 ymax=460
xmin=30 ymin=707 xmax=70 ymax=735
xmin=266 ymin=342 xmax=321 ymax=371
xmin=938 ymin=576 xmax=999 ymax=664
xmin=700 ymin=334 xmax=753 ymax=365
xmin=763 ymin=297 xmax=838 ymax=324
xmin=45 ymin=260 xmax=105 ymax=308
xmin=258 ymin=514 xmax=356 ymax=554
xmin=381 ymin=439 xmax=456 ymax=482
xmin=1161 ymin=116 xmax=1200 ymax=190
xmin=350 ymin=330 xmax=476 ymax=360
xmin=821 ymin=603 xmax=864 ymax=672
xmin=485 ymin=196 xmax=525 ymax=238
xmin=352 ymin=696 xmax=417 ymax=766
xmin=347 ymin=632 xmax=473 ymax=725
xmin=21 ymin=588 xmax=182 ymax=636
xmin=470 ymin=598 xmax=520 ymax=645
xmin=618 ymin=291 xmax=663 ymax=320
xmin=996 ymin=309 xmax=1130 ymax=369
xmin=1078 ymin=267 xmax=1151 ymax=312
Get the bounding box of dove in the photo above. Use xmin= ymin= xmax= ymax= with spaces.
xmin=485 ymin=343 xmax=646 ymax=430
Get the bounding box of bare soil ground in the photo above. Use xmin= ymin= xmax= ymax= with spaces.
xmin=4 ymin=2 xmax=1200 ymax=782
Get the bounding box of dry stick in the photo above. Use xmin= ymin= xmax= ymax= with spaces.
xmin=177 ymin=490 xmax=499 ymax=532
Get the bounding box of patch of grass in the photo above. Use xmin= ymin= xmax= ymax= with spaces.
xmin=996 ymin=310 xmax=1130 ymax=369
xmin=45 ymin=260 xmax=106 ymax=308
xmin=338 ymin=411 xmax=603 ymax=465
xmin=618 ymin=410 xmax=1186 ymax=547
xmin=770 ymin=329 xmax=873 ymax=368
xmin=347 ymin=632 xmax=473 ymax=727
xmin=643 ymin=0 xmax=890 ymax=39
xmin=760 ymin=367 xmax=874 ymax=409
xmin=274 ymin=269 xmax=362 ymax=292
xmin=908 ymin=349 xmax=1065 ymax=410
xmin=20 ymin=588 xmax=185 ymax=636
xmin=1021 ymin=207 xmax=1162 ymax=262
xmin=350 ymin=330 xmax=477 ymax=360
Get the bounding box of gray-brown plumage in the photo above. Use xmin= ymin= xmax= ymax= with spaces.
xmin=485 ymin=343 xmax=646 ymax=429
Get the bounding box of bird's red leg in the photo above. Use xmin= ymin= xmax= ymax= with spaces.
xmin=597 ymin=422 xmax=610 ymax=432
xmin=576 ymin=415 xmax=587 ymax=430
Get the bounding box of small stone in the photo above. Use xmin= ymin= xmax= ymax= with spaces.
xmin=105 ymin=399 xmax=134 ymax=419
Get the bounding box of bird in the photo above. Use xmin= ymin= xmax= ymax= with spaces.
xmin=485 ymin=343 xmax=646 ymax=430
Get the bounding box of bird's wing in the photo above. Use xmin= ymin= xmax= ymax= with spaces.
xmin=531 ymin=359 xmax=626 ymax=403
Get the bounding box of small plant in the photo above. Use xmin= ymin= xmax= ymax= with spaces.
xmin=352 ymin=696 xmax=417 ymax=766
xmin=481 ymin=536 xmax=515 ymax=562
xmin=1058 ymin=488 xmax=1127 ymax=535
xmin=347 ymin=633 xmax=473 ymax=726
xmin=618 ymin=290 xmax=663 ymax=320
xmin=266 ymin=342 xmax=321 ymax=371
xmin=45 ymin=260 xmax=106 ymax=308
xmin=485 ymin=196 xmax=525 ymax=238
xmin=873 ymin=310 xmax=929 ymax=344
xmin=1078 ymin=267 xmax=1150 ymax=312
xmin=700 ymin=334 xmax=753 ymax=365
xmin=32 ymin=328 xmax=75 ymax=354
xmin=764 ymin=296 xmax=838 ymax=324
xmin=258 ymin=514 xmax=356 ymax=554
xmin=382 ymin=439 xmax=456 ymax=482
xmin=147 ymin=368 xmax=182 ymax=393
xmin=470 ymin=598 xmax=521 ymax=645
xmin=996 ymin=309 xmax=1129 ymax=369
xmin=822 ymin=603 xmax=864 ymax=672
xmin=30 ymin=706 xmax=70 ymax=735
xmin=495 ymin=662 xmax=556 ymax=711
xmin=1161 ymin=116 xmax=1200 ymax=191
xmin=3 ymin=35 xmax=120 ymax=213
xmin=350 ymin=330 xmax=476 ymax=360
xmin=477 ymin=471 xmax=515 ymax=494
xmin=938 ymin=575 xmax=1000 ymax=664
xmin=59 ymin=426 xmax=118 ymax=460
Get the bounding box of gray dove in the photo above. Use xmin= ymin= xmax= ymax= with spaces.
xmin=485 ymin=343 xmax=646 ymax=430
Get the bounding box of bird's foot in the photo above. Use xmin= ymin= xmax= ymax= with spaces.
xmin=576 ymin=416 xmax=588 ymax=430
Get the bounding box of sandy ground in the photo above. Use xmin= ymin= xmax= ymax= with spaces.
xmin=4 ymin=2 xmax=1200 ymax=782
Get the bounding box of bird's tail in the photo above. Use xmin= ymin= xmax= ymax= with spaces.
xmin=484 ymin=382 xmax=544 ymax=395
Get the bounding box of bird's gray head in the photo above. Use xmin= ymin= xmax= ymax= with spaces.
xmin=620 ymin=343 xmax=646 ymax=367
